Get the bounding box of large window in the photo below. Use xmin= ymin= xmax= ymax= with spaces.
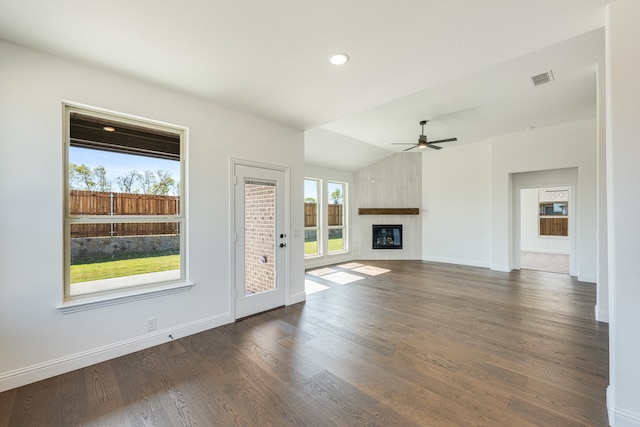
xmin=328 ymin=181 xmax=346 ymax=253
xmin=64 ymin=104 xmax=185 ymax=300
xmin=304 ymin=178 xmax=320 ymax=257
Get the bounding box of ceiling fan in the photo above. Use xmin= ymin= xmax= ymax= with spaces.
xmin=392 ymin=120 xmax=457 ymax=151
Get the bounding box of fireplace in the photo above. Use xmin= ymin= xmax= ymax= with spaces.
xmin=372 ymin=224 xmax=402 ymax=249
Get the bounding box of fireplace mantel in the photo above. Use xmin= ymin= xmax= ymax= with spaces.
xmin=358 ymin=208 xmax=419 ymax=215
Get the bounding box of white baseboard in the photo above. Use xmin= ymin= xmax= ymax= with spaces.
xmin=0 ymin=313 xmax=232 ymax=393
xmin=521 ymin=248 xmax=570 ymax=255
xmin=609 ymin=386 xmax=614 ymax=426
xmin=288 ymin=291 xmax=307 ymax=305
xmin=422 ymin=256 xmax=490 ymax=269
xmin=579 ymin=274 xmax=597 ymax=284
xmin=490 ymin=264 xmax=512 ymax=272
xmin=596 ymin=305 xmax=610 ymax=323
xmin=608 ymin=386 xmax=640 ymax=426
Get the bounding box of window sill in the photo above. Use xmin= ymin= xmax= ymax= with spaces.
xmin=57 ymin=281 xmax=194 ymax=314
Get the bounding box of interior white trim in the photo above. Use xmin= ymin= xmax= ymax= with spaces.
xmin=289 ymin=291 xmax=307 ymax=305
xmin=0 ymin=312 xmax=231 ymax=393
xmin=578 ymin=274 xmax=597 ymax=284
xmin=491 ymin=264 xmax=512 ymax=273
xmin=520 ymin=248 xmax=570 ymax=255
xmin=608 ymin=386 xmax=640 ymax=426
xmin=57 ymin=281 xmax=194 ymax=314
xmin=595 ymin=306 xmax=609 ymax=323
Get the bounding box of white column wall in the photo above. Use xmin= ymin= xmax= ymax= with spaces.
xmin=605 ymin=1 xmax=640 ymax=425
xmin=596 ymin=61 xmax=609 ymax=324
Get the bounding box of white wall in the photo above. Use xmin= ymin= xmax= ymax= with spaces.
xmin=354 ymin=153 xmax=422 ymax=261
xmin=0 ymin=40 xmax=305 ymax=391
xmin=422 ymin=141 xmax=492 ymax=267
xmin=606 ymin=1 xmax=640 ymax=425
xmin=491 ymin=119 xmax=597 ymax=282
xmin=304 ymin=165 xmax=354 ymax=269
xmin=520 ymin=188 xmax=570 ymax=254
xmin=420 ymin=119 xmax=597 ymax=281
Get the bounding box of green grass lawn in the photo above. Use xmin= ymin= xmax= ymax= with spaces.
xmin=304 ymin=238 xmax=343 ymax=255
xmin=70 ymin=254 xmax=180 ymax=283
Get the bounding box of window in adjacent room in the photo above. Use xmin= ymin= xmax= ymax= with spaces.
xmin=304 ymin=178 xmax=321 ymax=257
xmin=64 ymin=104 xmax=186 ymax=300
xmin=538 ymin=188 xmax=569 ymax=237
xmin=328 ymin=181 xmax=347 ymax=253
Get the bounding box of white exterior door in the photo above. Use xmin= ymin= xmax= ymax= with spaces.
xmin=234 ymin=163 xmax=287 ymax=318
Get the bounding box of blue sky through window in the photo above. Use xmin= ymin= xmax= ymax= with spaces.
xmin=70 ymin=147 xmax=180 ymax=192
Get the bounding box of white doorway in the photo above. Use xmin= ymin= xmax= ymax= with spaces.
xmin=233 ymin=162 xmax=288 ymax=319
xmin=520 ymin=187 xmax=570 ymax=274
xmin=512 ymin=168 xmax=577 ymax=277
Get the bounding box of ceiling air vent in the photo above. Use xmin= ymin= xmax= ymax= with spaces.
xmin=530 ymin=70 xmax=554 ymax=86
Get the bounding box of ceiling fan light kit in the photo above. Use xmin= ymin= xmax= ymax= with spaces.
xmin=391 ymin=120 xmax=457 ymax=151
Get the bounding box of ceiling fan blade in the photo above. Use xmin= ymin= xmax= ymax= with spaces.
xmin=429 ymin=137 xmax=457 ymax=144
xmin=391 ymin=143 xmax=417 ymax=145
xmin=427 ymin=144 xmax=443 ymax=150
xmin=403 ymin=145 xmax=417 ymax=151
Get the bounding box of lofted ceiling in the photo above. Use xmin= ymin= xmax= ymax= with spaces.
xmin=0 ymin=1 xmax=608 ymax=171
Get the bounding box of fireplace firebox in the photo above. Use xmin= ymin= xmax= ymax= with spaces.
xmin=372 ymin=224 xmax=402 ymax=249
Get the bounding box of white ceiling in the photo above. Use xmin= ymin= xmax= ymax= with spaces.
xmin=0 ymin=0 xmax=608 ymax=171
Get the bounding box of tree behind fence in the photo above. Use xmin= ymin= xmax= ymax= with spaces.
xmin=70 ymin=190 xmax=180 ymax=237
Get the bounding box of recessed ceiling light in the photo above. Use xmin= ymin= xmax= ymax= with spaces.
xmin=329 ymin=53 xmax=350 ymax=65
xmin=102 ymin=126 xmax=115 ymax=132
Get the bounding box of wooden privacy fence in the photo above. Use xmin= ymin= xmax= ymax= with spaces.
xmin=305 ymin=203 xmax=343 ymax=227
xmin=70 ymin=190 xmax=180 ymax=215
xmin=69 ymin=190 xmax=180 ymax=237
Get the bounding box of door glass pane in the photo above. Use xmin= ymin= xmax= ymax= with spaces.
xmin=244 ymin=180 xmax=276 ymax=295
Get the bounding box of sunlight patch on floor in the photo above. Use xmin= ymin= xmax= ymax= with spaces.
xmin=306 ymin=263 xmax=390 ymax=287
xmin=337 ymin=262 xmax=366 ymax=269
xmin=320 ymin=272 xmax=365 ymax=285
xmin=352 ymin=265 xmax=390 ymax=276
xmin=307 ymin=267 xmax=338 ymax=276
xmin=305 ymin=279 xmax=329 ymax=295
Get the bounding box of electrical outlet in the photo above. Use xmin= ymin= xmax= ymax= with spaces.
xmin=147 ymin=317 xmax=157 ymax=331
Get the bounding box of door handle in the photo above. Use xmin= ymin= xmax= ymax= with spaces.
xmin=279 ymin=243 xmax=286 ymax=248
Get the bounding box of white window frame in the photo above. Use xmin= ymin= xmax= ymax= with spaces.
xmin=304 ymin=178 xmax=322 ymax=258
xmin=327 ymin=180 xmax=347 ymax=254
xmin=59 ymin=102 xmax=191 ymax=313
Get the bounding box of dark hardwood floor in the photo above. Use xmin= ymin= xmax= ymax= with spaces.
xmin=0 ymin=261 xmax=609 ymax=426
